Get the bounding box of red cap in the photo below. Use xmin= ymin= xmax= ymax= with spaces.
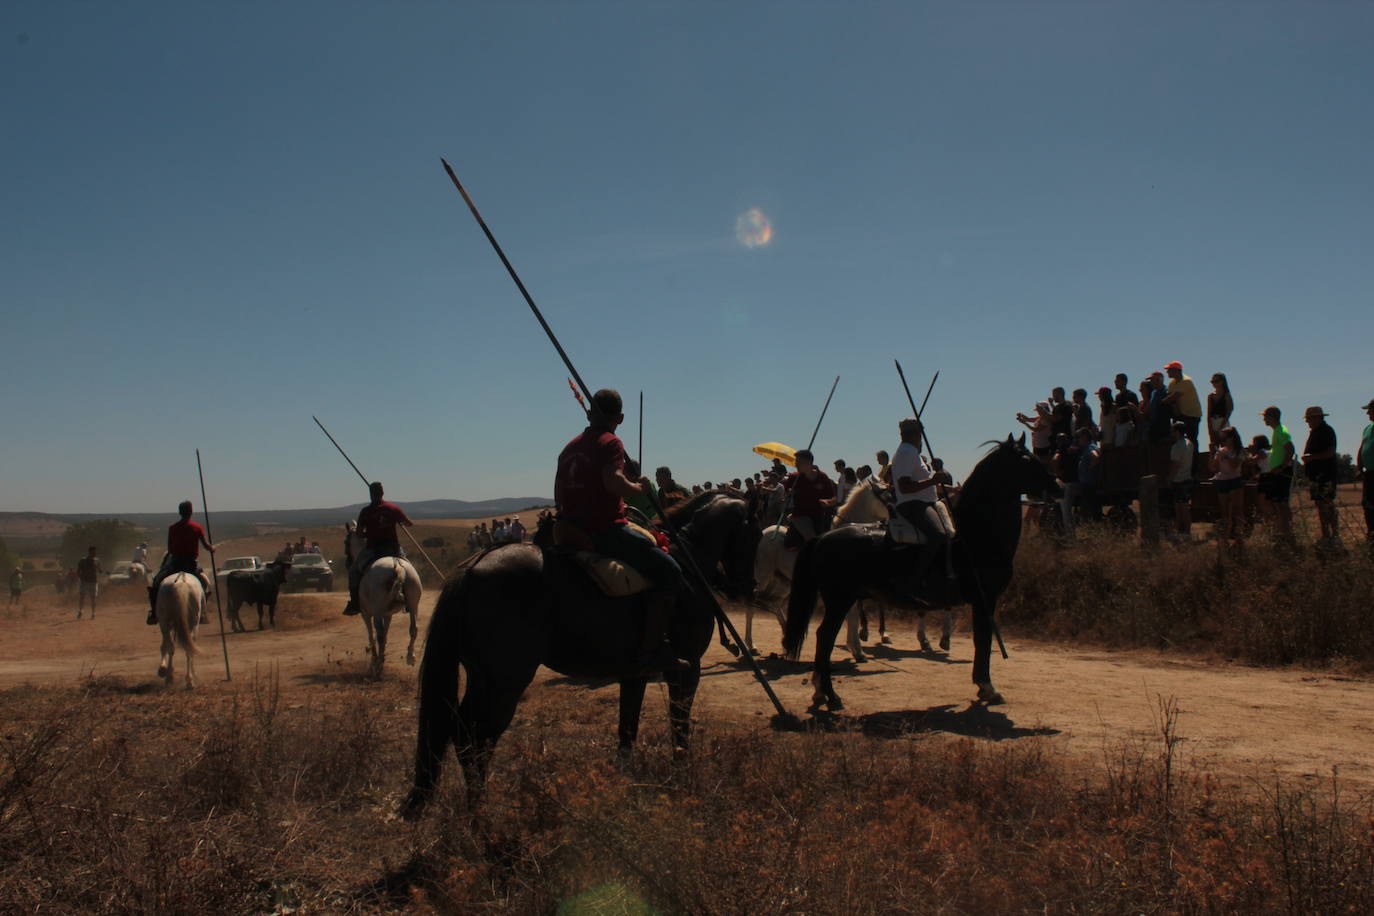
xmin=1164 ymin=360 xmax=1183 ymax=370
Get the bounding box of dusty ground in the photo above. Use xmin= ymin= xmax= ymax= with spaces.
xmin=4 ymin=580 xmax=1371 ymax=795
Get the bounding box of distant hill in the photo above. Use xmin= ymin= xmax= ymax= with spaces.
xmin=0 ymin=497 xmax=553 ymax=547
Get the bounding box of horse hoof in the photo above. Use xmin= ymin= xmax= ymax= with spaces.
xmin=919 ymin=639 xmax=933 ymax=652
xmin=748 ymin=647 xmax=761 ymax=657
xmin=156 ymin=665 xmax=168 ymax=678
xmin=406 ymin=654 xmax=415 ymax=666
xmin=976 ymin=682 xmax=1006 ymax=705
xmin=826 ymin=694 xmax=844 ymax=712
xmin=881 ymin=635 xmax=893 ymax=645
xmin=858 ymin=625 xmax=869 ymax=641
xmin=851 ymin=652 xmax=866 ymax=664
xmin=939 ymin=635 xmax=951 ymax=652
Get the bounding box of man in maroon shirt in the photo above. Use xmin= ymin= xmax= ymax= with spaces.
xmin=343 ymin=481 xmax=413 ymax=616
xmin=148 ymin=500 xmax=215 ymax=624
xmin=784 ymin=449 xmax=837 ymax=546
xmin=556 ymin=388 xmax=686 ymax=675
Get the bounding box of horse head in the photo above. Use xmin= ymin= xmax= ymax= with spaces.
xmin=835 ymin=477 xmax=890 ymax=524
xmin=978 ymin=432 xmax=1060 ymax=500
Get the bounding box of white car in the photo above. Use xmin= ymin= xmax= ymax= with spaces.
xmin=216 ymin=556 xmax=263 ymax=581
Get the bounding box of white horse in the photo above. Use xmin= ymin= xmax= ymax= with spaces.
xmin=155 ymin=572 xmax=203 ymax=688
xmin=348 ymin=532 xmax=422 ymax=679
xmin=750 ymin=479 xmax=891 ymax=661
xmin=128 ymin=561 xmax=149 ymax=588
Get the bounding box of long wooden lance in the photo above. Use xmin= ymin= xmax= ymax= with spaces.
xmin=311 ymin=416 xmax=446 ymax=581
xmin=893 ymin=362 xmax=1007 ymax=659
xmin=440 ymin=158 xmax=794 ymax=723
xmin=195 ymin=449 xmax=232 ymax=681
xmin=638 ymin=391 xmax=644 ymax=471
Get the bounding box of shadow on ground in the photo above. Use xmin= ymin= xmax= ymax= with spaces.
xmin=780 ymin=703 xmax=1060 ymax=741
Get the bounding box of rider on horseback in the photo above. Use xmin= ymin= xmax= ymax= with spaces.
xmin=783 ymin=449 xmax=836 ymax=546
xmin=147 ymin=501 xmax=214 ymax=625
xmin=892 ymin=417 xmax=950 ymax=586
xmin=343 ymin=481 xmax=413 ymax=616
xmin=556 ymin=388 xmax=688 ymax=676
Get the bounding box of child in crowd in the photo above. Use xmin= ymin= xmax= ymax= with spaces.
xmin=1211 ymin=426 xmax=1245 ymax=547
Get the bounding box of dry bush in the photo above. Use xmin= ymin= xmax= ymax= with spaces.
xmin=3 ymin=672 xmax=1372 ymax=913
xmin=1000 ymin=530 xmax=1374 ymax=669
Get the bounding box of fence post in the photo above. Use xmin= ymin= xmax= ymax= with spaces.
xmin=1139 ymin=474 xmax=1160 ymax=549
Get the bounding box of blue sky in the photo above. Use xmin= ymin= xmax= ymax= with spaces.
xmin=3 ymin=1 xmax=1371 ymax=512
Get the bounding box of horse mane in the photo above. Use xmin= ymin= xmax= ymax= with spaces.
xmin=835 ymin=477 xmax=881 ymax=518
xmin=664 ymin=488 xmax=736 ymax=524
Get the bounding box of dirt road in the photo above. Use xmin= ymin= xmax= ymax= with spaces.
xmin=4 ymin=589 xmax=1371 ymax=791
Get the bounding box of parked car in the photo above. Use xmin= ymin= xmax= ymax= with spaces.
xmin=104 ymin=561 xmax=133 ymax=585
xmin=285 ymin=553 xmax=333 ymax=592
xmin=216 ymin=556 xmax=263 ymax=582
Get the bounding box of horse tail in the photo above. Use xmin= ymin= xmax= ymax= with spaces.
xmin=171 ymin=576 xmax=203 ymax=655
xmin=387 ymin=562 xmax=405 ymax=609
xmin=403 ymin=569 xmax=469 ymax=819
xmin=782 ymin=538 xmax=821 ymax=658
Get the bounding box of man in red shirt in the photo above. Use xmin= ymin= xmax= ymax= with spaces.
xmin=148 ymin=500 xmax=215 ymax=624
xmin=343 ymin=481 xmax=413 ymax=616
xmin=556 ymin=388 xmax=686 ymax=675
xmin=784 ymin=449 xmax=837 ymax=546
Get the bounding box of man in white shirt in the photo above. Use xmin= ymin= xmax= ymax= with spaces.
xmin=132 ymin=543 xmax=148 ymax=566
xmin=1168 ymin=422 xmax=1194 ymax=539
xmin=891 ymin=418 xmax=949 ymax=586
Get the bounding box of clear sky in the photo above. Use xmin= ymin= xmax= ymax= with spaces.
xmin=3 ymin=1 xmax=1371 ymax=512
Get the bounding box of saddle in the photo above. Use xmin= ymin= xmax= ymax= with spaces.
xmin=884 ymin=500 xmax=957 ymax=545
xmin=552 ymin=520 xmax=653 ymax=598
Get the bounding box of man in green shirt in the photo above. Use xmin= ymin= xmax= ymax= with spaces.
xmin=1359 ymin=398 xmax=1374 ymax=542
xmin=1258 ymin=405 xmax=1296 ymax=542
xmin=623 ymin=459 xmax=659 ymax=522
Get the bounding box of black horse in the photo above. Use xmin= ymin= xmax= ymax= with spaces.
xmin=403 ymin=491 xmax=758 ymax=817
xmin=782 ymin=434 xmax=1058 ymax=711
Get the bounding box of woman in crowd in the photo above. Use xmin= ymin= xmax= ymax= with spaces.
xmin=1211 ymin=426 xmax=1245 ymax=548
xmin=1207 ymin=373 xmax=1234 ymax=452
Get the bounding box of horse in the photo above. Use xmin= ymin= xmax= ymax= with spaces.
xmin=128 ymin=561 xmax=149 ymax=588
xmin=782 ymin=434 xmax=1058 ymax=711
xmin=155 ymin=572 xmax=203 ymax=688
xmin=833 ymin=478 xmax=956 ymax=654
xmin=749 ymin=477 xmax=892 ymax=661
xmin=347 ymin=532 xmax=423 ymax=679
xmin=402 ymin=490 xmax=758 ymax=819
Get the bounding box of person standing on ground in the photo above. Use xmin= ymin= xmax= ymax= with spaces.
xmin=1358 ymin=399 xmax=1374 ymax=544
xmin=343 ymin=482 xmax=413 ymax=616
xmin=1211 ymin=426 xmax=1246 ymax=548
xmin=148 ymin=501 xmax=215 ymax=624
xmin=1300 ymin=406 xmax=1340 ymax=543
xmin=1258 ymin=406 xmax=1296 ymax=542
xmin=76 ymin=546 xmax=102 ymax=619
xmin=8 ymin=567 xmax=22 ymax=609
xmin=1113 ymin=373 xmax=1139 ymax=410
xmin=1206 ymin=373 xmax=1234 ymax=453
xmin=1070 ymin=388 xmax=1096 ymax=439
xmin=1168 ymin=423 xmax=1195 ymax=541
xmin=1049 ymin=387 xmax=1074 ymax=441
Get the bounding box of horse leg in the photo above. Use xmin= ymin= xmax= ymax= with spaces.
xmin=257 ymin=602 xmax=266 ymax=631
xmin=879 ymin=604 xmax=891 ymax=644
xmin=158 ymin=624 xmax=172 ymax=683
xmin=666 ymin=663 xmax=701 ymax=757
xmin=917 ymin=612 xmax=933 ymax=651
xmin=844 ymin=607 xmax=865 ymax=663
xmin=374 ymin=614 xmax=390 ymax=678
xmin=940 ymin=609 xmax=953 ymax=652
xmin=970 ymin=597 xmax=1003 ymax=704
xmin=406 ymin=602 xmax=418 ymax=666
xmin=617 ymin=677 xmax=648 ymax=760
xmin=362 ymin=615 xmax=378 ymax=676
xmin=457 ymin=676 xmax=525 ymax=805
xmin=744 ymin=603 xmax=757 ymax=655
xmin=857 ymin=601 xmax=869 ymax=642
xmin=810 ymin=591 xmax=852 ymax=711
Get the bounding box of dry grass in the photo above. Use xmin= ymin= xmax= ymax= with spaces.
xmin=2 ymin=668 xmax=1371 ymax=914
xmin=1001 ymin=527 xmax=1374 ymax=670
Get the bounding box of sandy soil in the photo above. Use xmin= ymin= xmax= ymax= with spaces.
xmin=3 ymin=586 xmax=1371 ymax=793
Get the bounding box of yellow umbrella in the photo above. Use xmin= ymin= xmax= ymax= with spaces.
xmin=752 ymin=442 xmax=797 ymax=466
